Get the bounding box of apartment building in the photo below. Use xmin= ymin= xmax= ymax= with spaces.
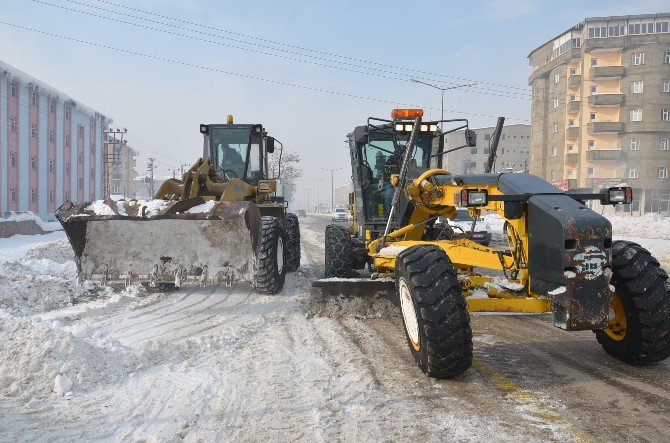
xmin=0 ymin=59 xmax=111 ymax=220
xmin=444 ymin=124 xmax=531 ymax=174
xmin=528 ymin=13 xmax=670 ymax=214
xmin=105 ymin=137 xmax=138 ymax=199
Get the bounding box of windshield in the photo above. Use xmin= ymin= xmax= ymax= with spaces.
xmin=358 ymin=130 xmax=435 ymax=222
xmin=335 ymin=208 xmax=346 ymax=213
xmin=206 ymin=127 xmax=264 ymax=183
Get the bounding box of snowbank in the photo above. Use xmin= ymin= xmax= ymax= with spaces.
xmin=608 ymin=213 xmax=670 ymax=240
xmin=0 ymin=231 xmax=67 ymax=264
xmin=0 ymin=211 xmax=61 ymax=232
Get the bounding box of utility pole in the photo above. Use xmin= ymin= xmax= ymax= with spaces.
xmin=148 ymin=158 xmax=156 ymax=198
xmin=316 ymin=179 xmax=323 ymax=213
xmin=103 ymin=128 xmax=127 ymax=198
xmin=323 ymin=168 xmax=341 ymax=213
xmin=409 ymin=78 xmax=477 ymax=131
xmin=306 ymin=190 xmax=310 ymax=214
xmin=180 ymin=163 xmax=190 ymax=177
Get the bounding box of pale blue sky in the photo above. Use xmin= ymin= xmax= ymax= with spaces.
xmin=1 ymin=0 xmax=667 ymax=208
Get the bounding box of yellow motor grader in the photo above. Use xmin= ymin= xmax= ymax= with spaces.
xmin=315 ymin=109 xmax=670 ymax=378
xmin=56 ymin=116 xmax=300 ymax=294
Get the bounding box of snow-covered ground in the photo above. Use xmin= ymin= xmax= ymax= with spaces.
xmin=1 ymin=214 xmax=669 ymax=441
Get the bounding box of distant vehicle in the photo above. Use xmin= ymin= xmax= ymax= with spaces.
xmin=296 ymin=209 xmax=307 ymax=218
xmin=439 ymin=208 xmax=492 ymax=245
xmin=331 ymin=208 xmax=349 ymax=222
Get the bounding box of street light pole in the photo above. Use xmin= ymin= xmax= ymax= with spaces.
xmin=323 ymin=168 xmax=341 ymax=213
xmin=409 ymin=78 xmax=477 ymax=131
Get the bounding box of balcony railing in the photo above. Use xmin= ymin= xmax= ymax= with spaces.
xmin=590 ymin=66 xmax=625 ymax=79
xmin=564 ymin=152 xmax=579 ymax=164
xmin=566 ymin=126 xmax=580 ymax=138
xmin=588 ymin=122 xmax=623 ymax=134
xmin=568 ymin=99 xmax=581 ymax=113
xmin=586 ymin=149 xmax=622 ymax=161
xmin=567 ymin=178 xmax=580 ymax=189
xmin=588 ymin=93 xmax=624 ymax=107
xmin=568 ymin=74 xmax=582 ymax=88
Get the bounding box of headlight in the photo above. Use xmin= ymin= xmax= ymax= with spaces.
xmin=258 ymin=181 xmax=271 ymax=191
xmin=429 ymin=124 xmax=438 ymax=131
xmin=460 ymin=189 xmax=488 ymax=207
xmin=394 ymin=124 xmax=404 ymax=131
xmin=404 ymin=124 xmax=413 ymax=131
xmin=607 ymin=186 xmax=632 ymax=204
xmin=420 ymin=124 xmax=428 ymax=131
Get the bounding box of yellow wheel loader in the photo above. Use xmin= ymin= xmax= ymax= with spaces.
xmin=314 ymin=108 xmax=670 ymax=378
xmin=56 ymin=116 xmax=300 ymax=294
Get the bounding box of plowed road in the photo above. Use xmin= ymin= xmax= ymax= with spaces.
xmin=2 ymin=215 xmax=668 ymax=441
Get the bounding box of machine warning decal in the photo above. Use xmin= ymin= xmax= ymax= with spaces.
xmin=574 ymin=246 xmax=606 ymax=280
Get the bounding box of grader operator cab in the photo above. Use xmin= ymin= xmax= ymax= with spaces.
xmin=56 ymin=115 xmax=300 ymax=295
xmin=317 ymin=109 xmax=670 ymax=379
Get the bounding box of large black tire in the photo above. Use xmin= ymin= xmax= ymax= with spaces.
xmin=395 ymin=245 xmax=472 ymax=378
xmin=285 ymin=213 xmax=301 ymax=272
xmin=253 ymin=216 xmax=286 ymax=294
xmin=595 ymin=241 xmax=670 ymax=364
xmin=324 ymin=224 xmax=355 ymax=278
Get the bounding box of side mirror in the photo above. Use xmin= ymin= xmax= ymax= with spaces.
xmin=465 ymin=129 xmax=477 ymax=147
xmin=266 ymin=136 xmax=275 ymax=153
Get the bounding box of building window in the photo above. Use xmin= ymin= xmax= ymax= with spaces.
xmin=65 ymin=162 xmax=70 ymax=176
xmin=10 ymin=82 xmax=16 ymax=98
xmin=590 ymin=85 xmax=597 ymax=94
xmin=665 ymin=52 xmax=670 ymax=64
xmin=49 ymin=99 xmax=55 ymax=113
xmin=78 ymin=126 xmax=84 ymax=137
xmin=65 ymin=135 xmax=70 ymax=147
xmin=659 ymin=166 xmax=668 ymax=179
xmin=609 ymin=25 xmax=625 ymax=37
xmin=590 ymin=113 xmax=596 ymax=122
xmin=554 ymin=73 xmax=560 ymax=84
xmin=588 ymin=140 xmax=596 ymax=150
xmin=49 ymin=190 xmax=54 ymax=203
xmin=553 ymin=98 xmax=559 ymax=108
xmin=629 ymin=138 xmax=640 ymax=150
xmin=49 ymin=159 xmax=54 ymax=172
xmin=587 ymin=167 xmax=594 ymax=178
xmin=78 ymin=178 xmax=83 ymax=190
xmin=664 ymin=80 xmax=670 ymax=93
xmin=588 ymin=26 xmax=607 ymax=38
xmin=30 ymin=189 xmax=36 ymax=203
xmin=661 ymin=137 xmax=669 ymax=151
xmin=31 ymin=123 xmax=37 ymax=138
xmin=65 ymin=191 xmax=70 ymax=200
xmin=550 ymin=170 xmax=556 ymax=181
xmin=9 ymin=116 xmax=16 ymax=132
xmin=90 ymin=168 xmax=95 ymax=178
xmin=10 ymin=151 xmax=16 ymax=167
xmin=31 ymin=156 xmax=37 ymax=170
xmin=552 ymin=146 xmax=558 ymax=157
xmin=78 ymin=153 xmax=83 ymax=164
xmin=631 ymin=80 xmax=644 ymax=94
xmin=570 ymin=68 xmax=577 ymax=75
xmin=65 ymin=107 xmax=70 ymax=119
xmin=627 ymin=166 xmax=639 ymax=178
xmin=90 ymin=143 xmax=95 ymax=154
xmin=567 ymin=144 xmax=575 ymax=152
xmin=568 ymin=119 xmax=575 ymax=127
xmin=568 ymin=169 xmax=574 ymax=177
xmin=630 ymin=109 xmax=642 ymax=122
xmin=470 ymin=148 xmax=477 ymax=155
xmin=657 ymin=21 xmax=669 ymax=33
xmin=48 ymin=129 xmax=55 ymax=143
xmin=662 ymin=109 xmax=670 ymax=121
xmin=10 ymin=187 xmax=16 ymax=202
xmin=31 ymin=90 xmax=37 ymax=106
xmin=553 ymin=123 xmax=558 ymax=133
xmin=632 ymin=52 xmax=645 ymax=65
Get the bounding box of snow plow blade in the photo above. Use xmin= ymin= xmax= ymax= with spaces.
xmin=55 ymin=198 xmax=261 ymax=287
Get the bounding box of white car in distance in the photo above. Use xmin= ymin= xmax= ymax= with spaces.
xmin=331 ymin=208 xmax=349 ymax=222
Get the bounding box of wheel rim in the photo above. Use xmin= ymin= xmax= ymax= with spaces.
xmin=604 ymin=293 xmax=627 ymax=341
xmin=276 ymin=237 xmax=284 ymax=274
xmin=399 ymin=278 xmax=420 ymax=351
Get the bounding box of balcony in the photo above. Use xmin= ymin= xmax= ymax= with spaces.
xmin=567 ymin=179 xmax=580 ymax=189
xmin=564 ymin=152 xmax=579 ymax=164
xmin=588 ymin=122 xmax=623 ymax=134
xmin=568 ymin=74 xmax=582 ymax=88
xmin=588 ymin=93 xmax=624 ymax=107
xmin=586 ymin=149 xmax=622 ymax=161
xmin=568 ymin=99 xmax=581 ymax=113
xmin=566 ymin=126 xmax=580 ymax=139
xmin=590 ymin=66 xmax=625 ymax=79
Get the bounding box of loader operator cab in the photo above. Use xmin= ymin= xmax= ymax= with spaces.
xmin=200 ymin=120 xmax=275 ymax=185
xmin=349 ymin=109 xmax=476 ymax=239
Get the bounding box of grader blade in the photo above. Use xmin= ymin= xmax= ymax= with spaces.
xmin=55 ymin=198 xmax=261 ymax=287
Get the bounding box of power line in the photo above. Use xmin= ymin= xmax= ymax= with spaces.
xmin=31 ymin=0 xmax=532 ymax=101
xmin=78 ymin=0 xmax=530 ymax=93
xmin=0 ymin=21 xmax=530 ymax=123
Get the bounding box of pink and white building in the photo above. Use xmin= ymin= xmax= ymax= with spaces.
xmin=0 ymin=59 xmax=111 ymax=221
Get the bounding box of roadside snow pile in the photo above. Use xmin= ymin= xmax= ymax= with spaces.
xmin=0 ymin=313 xmax=150 ymax=402
xmin=0 ymin=211 xmax=61 ymax=232
xmin=607 ymin=213 xmax=670 ymax=240
xmin=306 ymin=295 xmax=399 ymax=319
xmin=0 ymin=241 xmax=99 ymax=316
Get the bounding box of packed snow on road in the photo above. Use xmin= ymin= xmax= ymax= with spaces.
xmin=1 ymin=214 xmax=669 ymax=441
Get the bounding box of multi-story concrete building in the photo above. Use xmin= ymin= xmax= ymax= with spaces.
xmin=105 ymin=137 xmax=137 ymax=199
xmin=528 ymin=14 xmax=670 ymax=214
xmin=444 ymin=124 xmax=531 ymax=174
xmin=0 ymin=59 xmax=111 ymax=221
